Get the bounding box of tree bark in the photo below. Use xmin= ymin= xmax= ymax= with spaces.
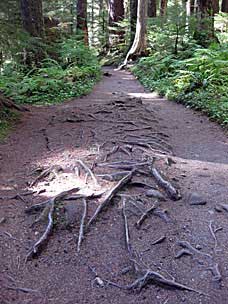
xmin=221 ymin=0 xmax=228 ymax=12
xmin=108 ymin=0 xmax=124 ymax=24
xmin=77 ymin=0 xmax=89 ymax=44
xmin=130 ymin=0 xmax=138 ymax=42
xmin=119 ymin=0 xmax=147 ymax=69
xmin=160 ymin=0 xmax=168 ymax=16
xmin=20 ymin=0 xmax=44 ymax=38
xmin=108 ymin=0 xmax=125 ymax=45
xmin=148 ymin=0 xmax=157 ymax=17
xmin=212 ymin=0 xmax=219 ymax=13
xmin=194 ymin=0 xmax=218 ymax=46
xmin=20 ymin=0 xmax=44 ymax=65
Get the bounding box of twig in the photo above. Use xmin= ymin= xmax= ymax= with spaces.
xmin=122 ymin=198 xmax=131 ymax=253
xmin=136 ymin=201 xmax=158 ymax=228
xmin=87 ymin=171 xmax=134 ymax=227
xmin=209 ymin=220 xmax=222 ymax=252
xmin=151 ymin=235 xmax=166 ymax=245
xmin=77 ymin=198 xmax=87 ymax=252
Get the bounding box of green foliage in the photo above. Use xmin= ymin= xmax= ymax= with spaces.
xmin=132 ymin=43 xmax=228 ymax=126
xmin=0 ymin=107 xmax=19 ymax=141
xmin=0 ymin=39 xmax=101 ymax=105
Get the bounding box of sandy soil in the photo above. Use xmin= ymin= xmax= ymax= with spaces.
xmin=0 ymin=68 xmax=228 ymax=304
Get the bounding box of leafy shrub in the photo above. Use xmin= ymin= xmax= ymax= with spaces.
xmin=132 ymin=43 xmax=228 ymax=126
xmin=0 ymin=39 xmax=101 ymax=105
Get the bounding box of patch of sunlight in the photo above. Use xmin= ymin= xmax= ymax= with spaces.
xmin=28 ymin=146 xmax=108 ymax=199
xmin=128 ymin=92 xmax=161 ymax=99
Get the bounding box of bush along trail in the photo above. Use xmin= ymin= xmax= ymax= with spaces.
xmin=0 ymin=68 xmax=228 ymax=304
xmin=132 ymin=43 xmax=228 ymax=126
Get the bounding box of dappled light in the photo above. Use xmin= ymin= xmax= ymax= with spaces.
xmin=1 ymin=0 xmax=228 ymax=303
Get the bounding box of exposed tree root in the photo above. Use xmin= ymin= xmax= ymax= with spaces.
xmin=149 ymin=166 xmax=181 ymax=200
xmin=87 ymin=170 xmax=134 ymax=227
xmin=76 ymin=160 xmax=99 ymax=187
xmin=77 ymin=198 xmax=87 ymax=252
xmin=119 ymin=196 xmax=206 ymax=295
xmin=26 ymin=188 xmax=80 ymax=260
xmin=30 ymin=165 xmax=63 ymax=187
xmin=135 ymin=201 xmax=158 ymax=229
xmin=0 ymin=93 xmax=29 ymax=112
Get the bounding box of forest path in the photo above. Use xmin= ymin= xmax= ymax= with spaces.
xmin=1 ymin=67 xmax=228 ymax=304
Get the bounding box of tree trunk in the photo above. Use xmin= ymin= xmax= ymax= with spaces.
xmin=130 ymin=0 xmax=138 ymax=42
xmin=119 ymin=0 xmax=147 ymax=69
xmin=20 ymin=0 xmax=44 ymax=37
xmin=20 ymin=0 xmax=44 ymax=65
xmin=108 ymin=0 xmax=124 ymax=24
xmin=160 ymin=0 xmax=168 ymax=16
xmin=212 ymin=0 xmax=219 ymax=13
xmin=221 ymin=0 xmax=228 ymax=12
xmin=108 ymin=0 xmax=125 ymax=45
xmin=77 ymin=0 xmax=89 ymax=44
xmin=148 ymin=0 xmax=157 ymax=17
xmin=194 ymin=0 xmax=218 ymax=46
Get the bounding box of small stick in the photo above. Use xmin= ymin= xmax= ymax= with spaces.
xmin=76 ymin=160 xmax=99 ymax=187
xmin=136 ymin=202 xmax=158 ymax=228
xmin=122 ymin=198 xmax=131 ymax=253
xmin=87 ymin=171 xmax=134 ymax=227
xmin=209 ymin=220 xmax=222 ymax=252
xmin=151 ymin=235 xmax=166 ymax=245
xmin=77 ymin=198 xmax=87 ymax=252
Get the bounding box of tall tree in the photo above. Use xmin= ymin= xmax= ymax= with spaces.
xmin=20 ymin=0 xmax=44 ymax=65
xmin=148 ymin=0 xmax=157 ymax=17
xmin=119 ymin=0 xmax=147 ymax=68
xmin=108 ymin=0 xmax=124 ymax=24
xmin=108 ymin=0 xmax=125 ymax=45
xmin=77 ymin=0 xmax=89 ymax=44
xmin=20 ymin=0 xmax=44 ymax=38
xmin=160 ymin=0 xmax=168 ymax=16
xmin=221 ymin=0 xmax=228 ymax=12
xmin=130 ymin=0 xmax=138 ymax=42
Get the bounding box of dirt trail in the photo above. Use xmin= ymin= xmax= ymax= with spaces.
xmin=0 ymin=68 xmax=228 ymax=304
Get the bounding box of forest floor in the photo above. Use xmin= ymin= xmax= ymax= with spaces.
xmin=1 ymin=67 xmax=228 ymax=304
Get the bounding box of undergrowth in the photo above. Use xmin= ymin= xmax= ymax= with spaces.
xmin=0 ymin=108 xmax=19 ymax=140
xmin=0 ymin=38 xmax=101 ymax=105
xmin=132 ymin=43 xmax=228 ymax=126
